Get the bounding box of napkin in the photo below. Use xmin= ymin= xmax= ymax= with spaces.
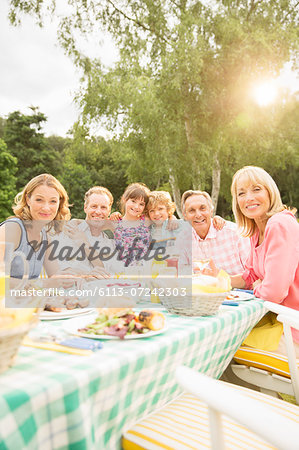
xmin=22 ymin=336 xmax=94 ymax=356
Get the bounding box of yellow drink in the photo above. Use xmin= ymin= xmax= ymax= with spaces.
xmin=0 ymin=273 xmax=8 ymax=302
xmin=150 ymin=261 xmax=167 ymax=303
xmin=150 ymin=292 xmax=160 ymax=303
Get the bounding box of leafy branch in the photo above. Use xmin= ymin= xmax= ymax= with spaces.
xmin=106 ymin=0 xmax=171 ymax=44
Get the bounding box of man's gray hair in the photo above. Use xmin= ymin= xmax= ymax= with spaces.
xmin=181 ymin=190 xmax=214 ymax=213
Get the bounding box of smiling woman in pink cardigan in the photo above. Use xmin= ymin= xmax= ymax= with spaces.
xmin=207 ymin=166 xmax=299 ymax=356
xmin=230 ymin=165 xmax=299 ymax=356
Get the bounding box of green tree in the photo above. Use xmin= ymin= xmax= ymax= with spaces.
xmin=3 ymin=109 xmax=63 ymax=191
xmin=214 ymin=90 xmax=299 ymax=215
xmin=0 ymin=117 xmax=6 ymax=139
xmin=255 ymin=95 xmax=299 ymax=210
xmin=8 ymin=1 xmax=299 ymax=213
xmin=0 ymin=139 xmax=17 ymax=221
xmin=61 ymin=124 xmax=127 ymax=217
xmin=46 ymin=134 xmax=69 ymax=158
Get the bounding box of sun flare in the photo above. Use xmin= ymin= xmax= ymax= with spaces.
xmin=252 ymin=80 xmax=278 ymax=106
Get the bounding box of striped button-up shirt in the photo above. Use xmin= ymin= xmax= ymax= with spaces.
xmin=176 ymin=221 xmax=250 ymax=275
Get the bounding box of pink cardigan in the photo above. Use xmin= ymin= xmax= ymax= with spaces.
xmin=242 ymin=210 xmax=299 ymax=341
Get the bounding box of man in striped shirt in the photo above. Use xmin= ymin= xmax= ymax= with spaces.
xmin=176 ymin=190 xmax=250 ymax=275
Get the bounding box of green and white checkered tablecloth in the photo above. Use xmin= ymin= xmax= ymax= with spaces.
xmin=0 ymin=299 xmax=266 ymax=450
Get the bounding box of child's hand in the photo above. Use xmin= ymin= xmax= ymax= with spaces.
xmin=64 ymin=222 xmax=87 ymax=245
xmin=109 ymin=211 xmax=122 ymax=221
xmin=166 ymin=215 xmax=179 ymax=231
xmin=213 ymin=215 xmax=225 ymax=230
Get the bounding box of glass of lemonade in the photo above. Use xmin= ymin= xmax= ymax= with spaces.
xmin=0 ymin=271 xmax=6 ymax=301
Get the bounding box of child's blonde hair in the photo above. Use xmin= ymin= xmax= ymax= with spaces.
xmin=120 ymin=183 xmax=150 ymax=215
xmin=148 ymin=191 xmax=176 ymax=217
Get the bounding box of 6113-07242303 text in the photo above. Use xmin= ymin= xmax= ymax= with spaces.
xmin=9 ymin=286 xmax=188 ymax=299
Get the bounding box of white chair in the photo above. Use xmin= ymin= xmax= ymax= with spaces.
xmin=231 ymin=301 xmax=299 ymax=404
xmin=122 ymin=366 xmax=299 ymax=450
xmin=176 ymin=366 xmax=299 ymax=450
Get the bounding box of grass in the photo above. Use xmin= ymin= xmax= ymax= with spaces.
xmin=278 ymin=393 xmax=297 ymax=404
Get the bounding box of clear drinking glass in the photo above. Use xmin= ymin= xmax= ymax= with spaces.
xmin=193 ymin=259 xmax=210 ymax=274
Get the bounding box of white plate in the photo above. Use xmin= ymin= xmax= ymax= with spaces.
xmin=40 ymin=308 xmax=96 ymax=321
xmin=225 ymin=291 xmax=254 ymax=302
xmin=62 ymin=315 xmax=168 ymax=340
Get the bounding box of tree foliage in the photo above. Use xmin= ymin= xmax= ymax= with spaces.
xmin=61 ymin=124 xmax=127 ymax=218
xmin=7 ymin=1 xmax=299 ymax=213
xmin=3 ymin=109 xmax=63 ymax=191
xmin=0 ymin=117 xmax=6 ymax=140
xmin=0 ymin=110 xmax=129 ymax=220
xmin=0 ymin=139 xmax=17 ymax=221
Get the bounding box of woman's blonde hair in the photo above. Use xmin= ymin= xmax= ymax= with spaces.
xmin=13 ymin=174 xmax=71 ymax=232
xmin=120 ymin=183 xmax=150 ymax=215
xmin=148 ymin=191 xmax=176 ymax=217
xmin=231 ymin=166 xmax=287 ymax=237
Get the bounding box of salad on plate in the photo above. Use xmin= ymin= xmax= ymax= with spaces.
xmin=77 ymin=308 xmax=166 ymax=339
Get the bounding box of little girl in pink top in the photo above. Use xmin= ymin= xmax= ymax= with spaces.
xmin=230 ymin=166 xmax=299 ymax=355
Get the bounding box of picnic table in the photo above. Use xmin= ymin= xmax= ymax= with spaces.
xmin=0 ymin=299 xmax=266 ymax=450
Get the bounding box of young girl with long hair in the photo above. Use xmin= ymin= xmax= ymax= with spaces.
xmin=114 ymin=183 xmax=151 ymax=267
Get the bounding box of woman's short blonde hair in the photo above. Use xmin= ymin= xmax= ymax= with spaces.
xmin=231 ymin=166 xmax=286 ymax=237
xmin=120 ymin=183 xmax=150 ymax=215
xmin=13 ymin=173 xmax=71 ymax=232
xmin=147 ymin=191 xmax=176 ymax=217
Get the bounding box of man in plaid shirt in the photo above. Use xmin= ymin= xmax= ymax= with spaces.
xmin=176 ymin=190 xmax=250 ymax=275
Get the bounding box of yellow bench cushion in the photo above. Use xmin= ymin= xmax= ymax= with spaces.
xmin=234 ymin=346 xmax=299 ymax=378
xmin=122 ymin=386 xmax=299 ymax=450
